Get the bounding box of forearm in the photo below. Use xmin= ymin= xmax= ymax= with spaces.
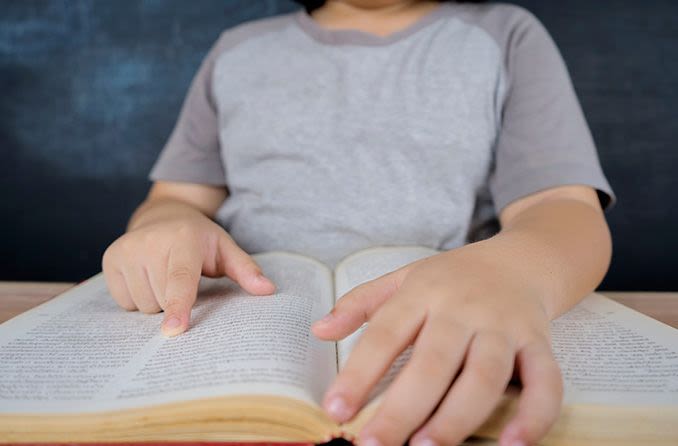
xmin=467 ymin=197 xmax=612 ymax=319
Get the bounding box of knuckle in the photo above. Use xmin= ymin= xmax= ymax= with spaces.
xmin=140 ymin=230 xmax=164 ymax=249
xmin=338 ymin=292 xmax=366 ymax=315
xmin=473 ymin=307 xmax=506 ymax=328
xmin=216 ymin=232 xmax=236 ymax=253
xmin=484 ymin=330 xmax=515 ymax=352
xmin=174 ymin=222 xmax=198 ymax=240
xmin=109 ymin=288 xmax=135 ymax=311
xmin=242 ymin=260 xmax=262 ymax=276
xmin=523 ymin=327 xmax=552 ymax=346
xmin=168 ymin=265 xmax=195 ymax=282
xmin=343 ymin=283 xmax=374 ymax=305
xmin=117 ymin=299 xmax=137 ymax=311
xmin=116 ymin=235 xmax=137 ymax=254
xmin=103 ymin=237 xmax=132 ymax=264
xmin=103 ymin=276 xmax=135 ymax=311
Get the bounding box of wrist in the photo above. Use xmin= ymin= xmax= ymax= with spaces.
xmin=128 ymin=198 xmax=212 ymax=232
xmin=444 ymin=235 xmax=562 ymax=320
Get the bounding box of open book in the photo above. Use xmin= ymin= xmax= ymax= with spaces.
xmin=1 ymin=246 xmax=677 ymax=445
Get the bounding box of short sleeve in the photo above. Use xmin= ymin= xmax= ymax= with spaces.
xmin=149 ymin=34 xmax=227 ymax=186
xmin=488 ymin=10 xmax=615 ymax=212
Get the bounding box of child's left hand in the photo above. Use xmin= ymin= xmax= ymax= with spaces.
xmin=312 ymin=245 xmax=563 ymax=446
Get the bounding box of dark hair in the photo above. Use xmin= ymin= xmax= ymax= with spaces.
xmin=293 ymin=1 xmax=486 ymax=13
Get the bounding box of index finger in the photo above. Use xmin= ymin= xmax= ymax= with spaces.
xmin=160 ymin=243 xmax=203 ymax=337
xmin=323 ymin=298 xmax=426 ymax=422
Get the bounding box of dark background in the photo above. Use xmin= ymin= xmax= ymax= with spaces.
xmin=1 ymin=0 xmax=677 ymax=289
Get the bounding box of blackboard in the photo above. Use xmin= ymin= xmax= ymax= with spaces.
xmin=2 ymin=0 xmax=677 ymax=290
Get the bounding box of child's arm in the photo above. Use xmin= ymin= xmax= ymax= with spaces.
xmin=312 ymin=184 xmax=611 ymax=446
xmin=102 ymin=181 xmax=275 ymax=336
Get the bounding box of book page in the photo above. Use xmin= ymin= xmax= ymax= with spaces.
xmin=334 ymin=246 xmax=438 ymax=397
xmin=552 ymin=293 xmax=678 ymax=405
xmin=0 ymin=252 xmax=336 ymax=414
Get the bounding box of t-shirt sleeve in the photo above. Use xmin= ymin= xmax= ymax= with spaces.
xmin=149 ymin=34 xmax=226 ymax=185
xmin=488 ymin=9 xmax=615 ymax=212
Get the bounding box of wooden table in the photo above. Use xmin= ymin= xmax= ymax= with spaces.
xmin=1 ymin=282 xmax=678 ymax=328
xmin=0 ymin=282 xmax=75 ymax=323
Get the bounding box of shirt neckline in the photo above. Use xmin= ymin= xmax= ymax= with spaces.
xmin=294 ymin=4 xmax=452 ymax=47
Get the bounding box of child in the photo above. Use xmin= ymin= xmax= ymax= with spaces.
xmin=102 ymin=1 xmax=615 ymax=445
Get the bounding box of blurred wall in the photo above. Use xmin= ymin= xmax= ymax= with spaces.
xmin=2 ymin=0 xmax=677 ymax=289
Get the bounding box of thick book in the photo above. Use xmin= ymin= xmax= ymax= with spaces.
xmin=1 ymin=246 xmax=677 ymax=445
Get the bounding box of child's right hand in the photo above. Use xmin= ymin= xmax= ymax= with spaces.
xmin=102 ymin=207 xmax=276 ymax=337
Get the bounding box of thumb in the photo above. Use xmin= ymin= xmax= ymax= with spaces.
xmin=215 ymin=232 xmax=276 ymax=296
xmin=312 ymin=267 xmax=408 ymax=341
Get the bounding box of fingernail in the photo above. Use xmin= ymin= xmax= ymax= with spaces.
xmin=165 ymin=316 xmax=181 ymax=328
xmin=361 ymin=437 xmax=382 ymax=446
xmin=325 ymin=395 xmax=351 ymax=421
xmin=162 ymin=316 xmax=183 ymax=337
xmin=412 ymin=437 xmax=437 ymax=446
xmin=511 ymin=442 xmax=526 ymax=446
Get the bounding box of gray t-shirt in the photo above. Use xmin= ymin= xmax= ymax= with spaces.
xmin=150 ymin=2 xmax=614 ymax=267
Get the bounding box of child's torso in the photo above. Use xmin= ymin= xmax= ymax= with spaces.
xmin=212 ymin=4 xmax=505 ymax=267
